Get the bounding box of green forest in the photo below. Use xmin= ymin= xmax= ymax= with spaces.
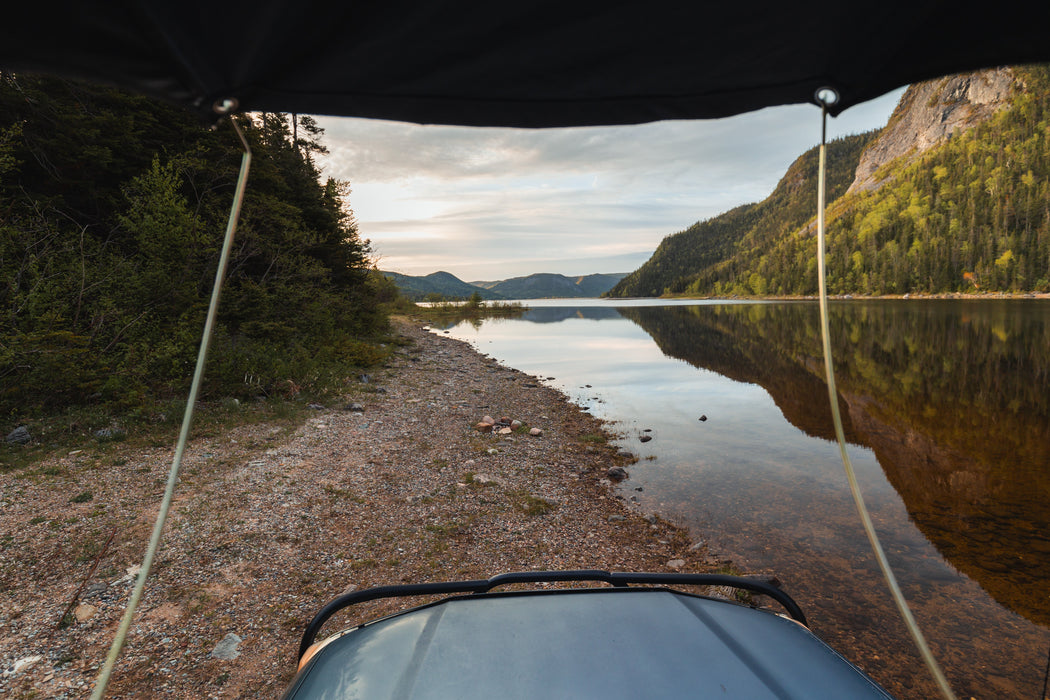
xmin=609 ymin=65 xmax=1050 ymax=298
xmin=0 ymin=74 xmax=395 ymax=421
xmin=609 ymin=131 xmax=877 ymax=297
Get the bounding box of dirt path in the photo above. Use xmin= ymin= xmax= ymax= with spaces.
xmin=0 ymin=318 xmax=715 ymax=699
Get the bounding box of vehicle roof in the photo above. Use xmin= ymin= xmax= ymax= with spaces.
xmin=283 ymin=588 xmax=893 ymax=699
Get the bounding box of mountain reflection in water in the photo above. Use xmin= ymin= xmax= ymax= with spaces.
xmin=443 ymin=299 xmax=1050 ymax=700
xmin=621 ymin=301 xmax=1050 ymax=625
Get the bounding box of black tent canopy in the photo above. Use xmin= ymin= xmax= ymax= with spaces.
xmin=2 ymin=1 xmax=1049 ymax=126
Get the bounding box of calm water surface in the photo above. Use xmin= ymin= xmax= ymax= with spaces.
xmin=438 ymin=299 xmax=1050 ymax=700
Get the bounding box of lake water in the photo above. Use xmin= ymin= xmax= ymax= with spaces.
xmin=436 ymin=298 xmax=1050 ymax=700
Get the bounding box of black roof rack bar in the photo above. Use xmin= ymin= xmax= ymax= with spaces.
xmin=298 ymin=569 xmax=807 ymax=660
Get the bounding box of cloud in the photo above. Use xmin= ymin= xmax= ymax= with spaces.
xmin=315 ymin=88 xmax=905 ymax=279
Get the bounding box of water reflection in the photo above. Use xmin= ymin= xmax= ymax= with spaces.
xmin=620 ymin=301 xmax=1050 ymax=628
xmin=443 ymin=299 xmax=1050 ymax=699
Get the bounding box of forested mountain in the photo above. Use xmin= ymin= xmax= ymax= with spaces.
xmin=608 ymin=132 xmax=877 ymax=296
xmin=385 ymin=270 xmax=626 ymax=300
xmin=382 ymin=270 xmax=504 ymax=300
xmin=608 ymin=65 xmax=1050 ymax=297
xmin=482 ymin=272 xmax=626 ymax=298
xmin=1 ymin=74 xmax=386 ymax=416
xmin=572 ymin=273 xmax=628 ymax=296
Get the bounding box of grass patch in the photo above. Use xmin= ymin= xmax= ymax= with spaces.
xmin=323 ymin=485 xmax=365 ymax=503
xmin=579 ymin=433 xmax=606 ymax=444
xmin=461 ymin=472 xmax=497 ymax=488
xmin=410 ymin=300 xmax=526 ymax=327
xmin=73 ymin=530 xmax=107 ymax=563
xmin=0 ymin=440 xmax=49 ymax=474
xmin=1 ymin=394 xmax=323 ymax=474
xmin=714 ymin=563 xmax=754 ymax=604
xmin=350 ymin=558 xmax=378 ymax=571
xmin=509 ymin=490 xmax=557 ymax=516
xmin=424 ymin=518 xmax=471 ymax=539
xmin=69 ymin=491 xmax=93 ymax=504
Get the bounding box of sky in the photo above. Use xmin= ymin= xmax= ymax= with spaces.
xmin=315 ymin=88 xmax=906 ymax=282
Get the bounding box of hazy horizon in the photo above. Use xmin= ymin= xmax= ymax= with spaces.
xmin=317 ymin=88 xmax=905 ymax=280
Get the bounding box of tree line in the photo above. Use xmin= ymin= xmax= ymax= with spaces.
xmin=609 ymin=65 xmax=1050 ymax=298
xmin=608 ymin=131 xmax=877 ymax=297
xmin=0 ymin=74 xmax=391 ymax=418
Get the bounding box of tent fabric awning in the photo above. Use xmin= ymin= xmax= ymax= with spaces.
xmin=2 ymin=1 xmax=1049 ymax=126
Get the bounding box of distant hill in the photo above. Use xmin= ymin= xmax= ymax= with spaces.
xmin=381 ymin=271 xmax=503 ymax=301
xmin=481 ymin=272 xmax=627 ymax=298
xmin=608 ymin=65 xmax=1050 ymax=297
xmin=573 ymin=273 xmax=628 ymax=296
xmin=385 ymin=271 xmax=627 ymax=300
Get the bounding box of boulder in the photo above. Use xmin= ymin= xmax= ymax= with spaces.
xmin=83 ymin=581 xmax=108 ymax=598
xmin=74 ymin=604 xmax=98 ymax=622
xmin=209 ymin=633 xmax=243 ymax=660
xmin=6 ymin=426 xmax=30 ymax=445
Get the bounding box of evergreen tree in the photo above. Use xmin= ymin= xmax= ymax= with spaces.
xmin=0 ymin=74 xmax=387 ymax=415
xmin=609 ymin=65 xmax=1050 ymax=298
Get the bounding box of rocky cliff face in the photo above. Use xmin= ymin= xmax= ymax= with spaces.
xmin=847 ymin=68 xmax=1015 ymax=194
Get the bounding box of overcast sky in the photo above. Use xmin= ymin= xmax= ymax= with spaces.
xmin=315 ymin=88 xmax=906 ymax=282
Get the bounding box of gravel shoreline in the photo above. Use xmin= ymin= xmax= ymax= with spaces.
xmin=1 ymin=317 xmax=717 ymax=698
